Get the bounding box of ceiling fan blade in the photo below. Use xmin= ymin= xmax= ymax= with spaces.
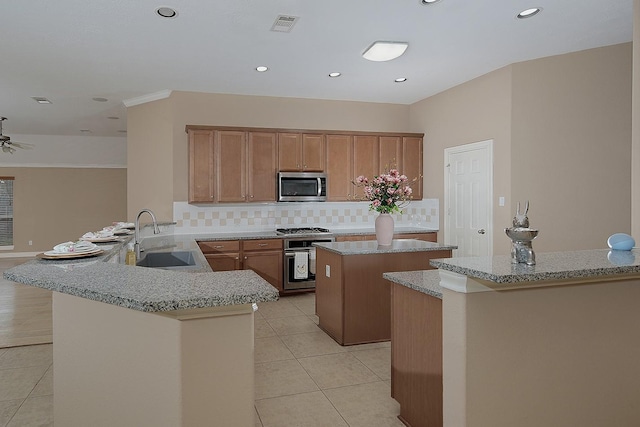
xmin=2 ymin=145 xmax=15 ymax=154
xmin=9 ymin=141 xmax=34 ymax=150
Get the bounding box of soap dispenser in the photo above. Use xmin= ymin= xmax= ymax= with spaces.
xmin=125 ymin=242 xmax=136 ymax=266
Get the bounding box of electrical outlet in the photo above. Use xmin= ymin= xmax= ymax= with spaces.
xmin=325 ymin=264 xmax=330 ymax=278
xmin=28 ymin=240 xmax=32 ymax=246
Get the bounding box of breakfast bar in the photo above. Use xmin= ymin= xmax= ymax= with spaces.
xmin=428 ymin=249 xmax=640 ymax=427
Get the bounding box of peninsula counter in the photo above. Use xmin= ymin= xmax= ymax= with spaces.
xmin=5 ymin=237 xmax=279 ymax=427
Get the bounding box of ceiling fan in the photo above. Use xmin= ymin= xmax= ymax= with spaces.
xmin=0 ymin=117 xmax=34 ymax=154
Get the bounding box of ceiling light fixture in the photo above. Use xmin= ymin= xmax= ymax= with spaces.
xmin=395 ymin=77 xmax=408 ymax=83
xmin=31 ymin=97 xmax=52 ymax=104
xmin=256 ymin=66 xmax=269 ymax=72
xmin=156 ymin=7 xmax=178 ymax=18
xmin=362 ymin=41 xmax=409 ymax=62
xmin=92 ymin=97 xmax=108 ymax=102
xmin=328 ymin=72 xmax=341 ymax=78
xmin=107 ymin=116 xmax=119 ymax=120
xmin=421 ymin=0 xmax=442 ymax=5
xmin=517 ymin=7 xmax=542 ymax=19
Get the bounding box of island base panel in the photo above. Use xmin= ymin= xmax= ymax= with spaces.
xmin=391 ymin=282 xmax=442 ymax=427
xmin=53 ymin=292 xmax=255 ymax=427
xmin=317 ymin=248 xmax=450 ymax=345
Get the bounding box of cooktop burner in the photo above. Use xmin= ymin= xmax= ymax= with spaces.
xmin=276 ymin=227 xmax=331 ymax=236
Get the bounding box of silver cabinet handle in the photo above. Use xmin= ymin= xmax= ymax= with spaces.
xmin=214 ymin=245 xmax=224 ymax=249
xmin=258 ymin=243 xmax=268 ymax=247
xmin=478 ymin=229 xmax=486 ymax=234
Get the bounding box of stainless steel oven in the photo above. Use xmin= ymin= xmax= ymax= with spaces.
xmin=277 ymin=228 xmax=334 ymax=290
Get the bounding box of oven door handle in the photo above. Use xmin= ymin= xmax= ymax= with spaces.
xmin=285 ymin=250 xmax=308 ymax=258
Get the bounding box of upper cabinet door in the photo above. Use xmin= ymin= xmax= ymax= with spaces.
xmin=379 ymin=136 xmax=402 ymax=173
xmin=302 ymin=134 xmax=325 ymax=172
xmin=326 ymin=135 xmax=353 ymax=201
xmin=216 ymin=131 xmax=247 ymax=202
xmin=278 ymin=133 xmax=302 ymax=171
xmin=248 ymin=132 xmax=277 ymax=202
xmin=353 ymin=135 xmax=379 ymax=183
xmin=402 ymin=137 xmax=423 ymax=200
xmin=188 ymin=130 xmax=215 ymax=203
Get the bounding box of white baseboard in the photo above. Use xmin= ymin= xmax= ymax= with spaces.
xmin=0 ymin=252 xmax=39 ymax=258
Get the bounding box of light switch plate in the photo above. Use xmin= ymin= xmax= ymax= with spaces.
xmin=499 ymin=196 xmax=505 ymax=206
xmin=325 ymin=265 xmax=330 ymax=278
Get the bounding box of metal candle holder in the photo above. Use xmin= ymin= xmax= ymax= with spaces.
xmin=504 ymin=201 xmax=539 ymax=265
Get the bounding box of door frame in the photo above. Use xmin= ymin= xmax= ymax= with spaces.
xmin=444 ymin=139 xmax=494 ymax=256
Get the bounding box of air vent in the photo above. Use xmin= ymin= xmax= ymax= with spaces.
xmin=271 ymin=15 xmax=299 ymax=33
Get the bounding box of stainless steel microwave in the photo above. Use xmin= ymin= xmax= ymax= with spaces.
xmin=277 ymin=172 xmax=327 ymax=202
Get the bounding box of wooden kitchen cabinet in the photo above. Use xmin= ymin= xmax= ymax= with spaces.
xmin=403 ymin=136 xmax=423 ymax=200
xmin=197 ymin=239 xmax=283 ymax=291
xmin=247 ymin=132 xmax=278 ymax=202
xmin=278 ymin=133 xmax=325 ymax=172
xmin=216 ymin=131 xmax=247 ymax=202
xmin=379 ymin=136 xmax=402 ymax=173
xmin=326 ymin=134 xmax=353 ymax=201
xmin=197 ymin=240 xmax=241 ymax=271
xmin=188 ymin=130 xmax=215 ymax=203
xmin=353 ymin=135 xmax=379 ymax=183
xmin=188 ymin=129 xmax=277 ymax=203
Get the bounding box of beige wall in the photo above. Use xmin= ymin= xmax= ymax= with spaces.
xmin=0 ymin=167 xmax=126 ymax=253
xmin=409 ymin=66 xmax=513 ymax=254
xmin=127 ymin=98 xmax=174 ymax=221
xmin=511 ymin=43 xmax=632 ymax=252
xmin=409 ymin=43 xmax=632 ymax=254
xmin=632 ymin=0 xmax=640 ymax=238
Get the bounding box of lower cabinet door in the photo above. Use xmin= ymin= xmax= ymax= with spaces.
xmin=205 ymin=253 xmax=241 ymax=271
xmin=243 ymin=251 xmax=283 ymax=291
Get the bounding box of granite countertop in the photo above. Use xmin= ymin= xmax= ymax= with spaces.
xmin=313 ymin=239 xmax=456 ymax=255
xmin=383 ymin=270 xmax=443 ymax=299
xmin=4 ymin=231 xmax=279 ymax=312
xmin=430 ymin=248 xmax=640 ymax=284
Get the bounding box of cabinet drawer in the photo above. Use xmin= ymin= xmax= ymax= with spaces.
xmin=243 ymin=239 xmax=283 ymax=251
xmin=197 ymin=240 xmax=240 ymax=253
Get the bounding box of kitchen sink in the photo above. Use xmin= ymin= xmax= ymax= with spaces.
xmin=136 ymin=251 xmax=200 ymax=270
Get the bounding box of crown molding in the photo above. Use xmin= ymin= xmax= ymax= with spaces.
xmin=123 ymin=90 xmax=172 ymax=107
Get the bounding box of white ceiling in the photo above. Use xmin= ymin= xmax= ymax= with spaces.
xmin=0 ymin=0 xmax=633 ymax=137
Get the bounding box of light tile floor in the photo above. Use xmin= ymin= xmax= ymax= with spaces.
xmin=0 ymin=267 xmax=403 ymax=426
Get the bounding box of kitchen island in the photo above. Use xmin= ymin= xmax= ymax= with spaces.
xmin=429 ymin=249 xmax=640 ymax=427
xmin=313 ymin=239 xmax=455 ymax=345
xmin=4 ymin=237 xmax=279 ymax=427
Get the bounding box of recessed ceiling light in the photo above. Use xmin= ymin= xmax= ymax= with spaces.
xmin=80 ymin=129 xmax=92 ymax=133
xmin=107 ymin=116 xmax=119 ymax=120
xmin=256 ymin=66 xmax=269 ymax=72
xmin=421 ymin=0 xmax=442 ymax=4
xmin=92 ymin=97 xmax=108 ymax=102
xmin=517 ymin=7 xmax=542 ymax=19
xmin=363 ymin=41 xmax=409 ymax=62
xmin=31 ymin=97 xmax=52 ymax=104
xmin=156 ymin=7 xmax=178 ymax=18
xmin=118 ymin=130 xmax=127 ymax=133
xmin=328 ymin=72 xmax=341 ymax=78
xmin=395 ymin=77 xmax=408 ymax=83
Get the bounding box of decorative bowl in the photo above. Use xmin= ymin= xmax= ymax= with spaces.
xmin=607 ymin=233 xmax=635 ymax=251
xmin=505 ymin=227 xmax=539 ymax=242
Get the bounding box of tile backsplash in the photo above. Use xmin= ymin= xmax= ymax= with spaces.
xmin=173 ymin=199 xmax=439 ymax=234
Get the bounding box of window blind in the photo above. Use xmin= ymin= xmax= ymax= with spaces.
xmin=0 ymin=177 xmax=15 ymax=249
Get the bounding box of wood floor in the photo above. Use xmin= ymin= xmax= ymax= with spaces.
xmin=0 ymin=258 xmax=52 ymax=349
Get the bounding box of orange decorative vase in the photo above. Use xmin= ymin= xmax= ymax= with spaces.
xmin=375 ymin=213 xmax=394 ymax=246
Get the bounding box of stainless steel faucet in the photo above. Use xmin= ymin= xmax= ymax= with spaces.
xmin=134 ymin=209 xmax=160 ymax=257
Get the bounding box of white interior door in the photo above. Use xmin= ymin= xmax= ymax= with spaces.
xmin=444 ymin=140 xmax=493 ymax=257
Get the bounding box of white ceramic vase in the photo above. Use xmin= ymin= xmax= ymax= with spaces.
xmin=375 ymin=213 xmax=394 ymax=246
